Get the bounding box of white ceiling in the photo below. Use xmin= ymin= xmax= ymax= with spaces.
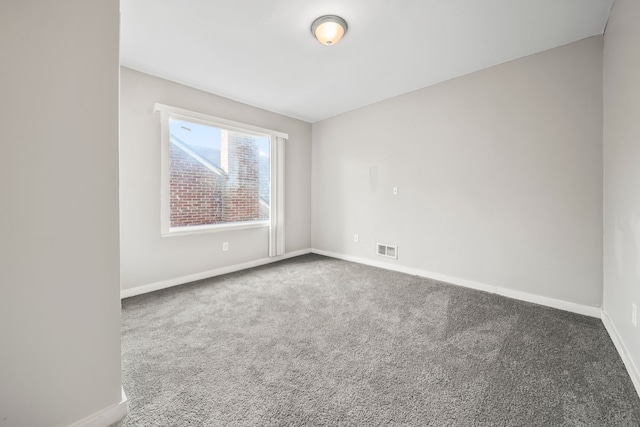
xmin=120 ymin=0 xmax=613 ymax=123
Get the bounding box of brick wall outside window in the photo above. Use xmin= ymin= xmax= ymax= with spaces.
xmin=170 ymin=144 xmax=224 ymax=227
xmin=170 ymin=131 xmax=269 ymax=228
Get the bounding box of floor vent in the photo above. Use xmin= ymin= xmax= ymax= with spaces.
xmin=377 ymin=243 xmax=398 ymax=259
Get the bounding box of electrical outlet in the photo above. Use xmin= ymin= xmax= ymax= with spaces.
xmin=222 ymin=242 xmax=229 ymax=252
xmin=633 ymin=303 xmax=637 ymax=328
xmin=354 ymin=234 xmax=359 ymax=243
xmin=392 ymin=187 xmax=398 ymax=196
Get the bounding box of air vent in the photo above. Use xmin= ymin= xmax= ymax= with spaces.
xmin=377 ymin=243 xmax=398 ymax=259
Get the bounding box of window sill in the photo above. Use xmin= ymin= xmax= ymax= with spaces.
xmin=162 ymin=220 xmax=269 ymax=237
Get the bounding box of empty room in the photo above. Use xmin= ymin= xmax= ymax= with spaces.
xmin=2 ymin=0 xmax=640 ymax=426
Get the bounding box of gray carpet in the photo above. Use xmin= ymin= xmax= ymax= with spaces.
xmin=121 ymin=254 xmax=640 ymax=426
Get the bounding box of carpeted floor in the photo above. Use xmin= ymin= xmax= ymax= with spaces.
xmin=120 ymin=254 xmax=640 ymax=426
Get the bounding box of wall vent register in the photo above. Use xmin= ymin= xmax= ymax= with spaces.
xmin=377 ymin=243 xmax=398 ymax=259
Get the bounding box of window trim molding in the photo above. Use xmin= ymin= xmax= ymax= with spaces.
xmin=154 ymin=103 xmax=289 ymax=139
xmin=165 ymin=220 xmax=269 ymax=238
xmin=155 ymin=103 xmax=288 ymax=239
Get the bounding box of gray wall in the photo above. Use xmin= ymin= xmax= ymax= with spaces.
xmin=0 ymin=1 xmax=122 ymax=426
xmin=312 ymin=36 xmax=603 ymax=308
xmin=120 ymin=67 xmax=312 ymax=292
xmin=603 ymin=0 xmax=640 ymax=387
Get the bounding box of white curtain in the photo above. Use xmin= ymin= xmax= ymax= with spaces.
xmin=269 ymin=136 xmax=286 ymax=257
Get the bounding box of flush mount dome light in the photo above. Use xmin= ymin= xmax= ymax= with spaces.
xmin=311 ymin=15 xmax=348 ymax=46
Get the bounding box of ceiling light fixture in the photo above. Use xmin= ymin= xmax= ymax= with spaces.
xmin=311 ymin=15 xmax=348 ymax=46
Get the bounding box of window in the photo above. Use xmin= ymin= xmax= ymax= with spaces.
xmin=155 ymin=104 xmax=287 ymax=256
xmin=169 ymin=118 xmax=270 ymax=227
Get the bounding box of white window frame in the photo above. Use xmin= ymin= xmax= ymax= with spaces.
xmin=154 ymin=103 xmax=287 ymax=256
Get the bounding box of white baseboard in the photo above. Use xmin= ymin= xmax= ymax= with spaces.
xmin=311 ymin=248 xmax=601 ymax=318
xmin=69 ymin=388 xmax=128 ymax=427
xmin=601 ymin=310 xmax=640 ymax=399
xmin=121 ymin=249 xmax=312 ymax=299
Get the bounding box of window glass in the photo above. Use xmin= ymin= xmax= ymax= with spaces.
xmin=168 ymin=117 xmax=270 ymax=229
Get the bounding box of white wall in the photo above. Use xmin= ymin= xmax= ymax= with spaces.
xmin=312 ymin=36 xmax=603 ymax=309
xmin=603 ymin=0 xmax=640 ymax=392
xmin=120 ymin=67 xmax=312 ymax=292
xmin=0 ymin=1 xmax=123 ymax=426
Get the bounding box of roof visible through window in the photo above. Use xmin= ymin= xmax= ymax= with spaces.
xmin=170 ymin=118 xmax=222 ymax=167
